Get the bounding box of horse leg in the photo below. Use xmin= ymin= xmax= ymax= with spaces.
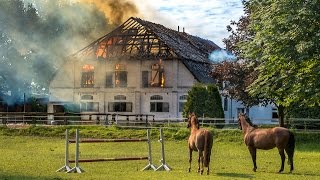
xmin=278 ymin=148 xmax=286 ymax=173
xmin=198 ymin=151 xmax=204 ymax=175
xmin=248 ymin=147 xmax=257 ymax=172
xmin=285 ymin=148 xmax=294 ymax=172
xmin=188 ymin=149 xmax=192 ymax=172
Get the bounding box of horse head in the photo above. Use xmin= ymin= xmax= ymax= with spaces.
xmin=238 ymin=113 xmax=246 ymax=130
xmin=187 ymin=112 xmax=199 ymax=129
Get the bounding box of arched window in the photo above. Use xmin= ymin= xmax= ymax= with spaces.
xmin=80 ymin=94 xmax=98 ymax=112
xmin=81 ymin=64 xmax=94 ymax=88
xmin=150 ymin=95 xmax=169 ymax=112
xmin=108 ymin=95 xmax=132 ymax=112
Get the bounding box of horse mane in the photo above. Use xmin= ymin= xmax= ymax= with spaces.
xmin=245 ymin=116 xmax=258 ymax=128
xmin=239 ymin=113 xmax=257 ymax=128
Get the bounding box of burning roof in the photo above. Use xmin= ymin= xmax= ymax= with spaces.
xmin=73 ymin=17 xmax=221 ymax=83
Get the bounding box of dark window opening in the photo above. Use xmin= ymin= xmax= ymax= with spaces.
xmin=106 ymin=72 xmax=113 ymax=88
xmin=115 ymin=71 xmax=127 ymax=87
xmin=224 ymin=97 xmax=228 ymax=111
xmin=150 ymin=102 xmax=169 ymax=112
xmin=142 ymin=71 xmax=149 ymax=88
xmin=108 ymin=102 xmax=132 ymax=112
xmin=272 ymin=108 xmax=279 ymax=119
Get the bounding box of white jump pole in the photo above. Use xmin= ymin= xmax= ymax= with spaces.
xmin=142 ymin=129 xmax=157 ymax=171
xmin=67 ymin=129 xmax=85 ymax=173
xmin=156 ymin=128 xmax=171 ymax=171
xmin=65 ymin=128 xmax=155 ymax=173
xmin=56 ymin=129 xmax=71 ymax=172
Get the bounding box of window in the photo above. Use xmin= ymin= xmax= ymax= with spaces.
xmin=81 ymin=102 xmax=99 ymax=112
xmin=81 ymin=64 xmax=94 ymax=88
xmin=272 ymin=108 xmax=278 ymax=119
xmin=150 ymin=95 xmax=169 ymax=112
xmin=106 ymin=72 xmax=113 ymax=88
xmin=108 ymin=95 xmax=132 ymax=112
xmin=224 ymin=97 xmax=228 ymax=111
xmin=179 ymin=95 xmax=188 ymax=112
xmin=150 ymin=62 xmax=165 ymax=87
xmin=80 ymin=94 xmax=98 ymax=112
xmin=115 ymin=64 xmax=127 ymax=87
xmin=237 ymin=108 xmax=249 ymax=115
xmin=142 ymin=71 xmax=149 ymax=88
xmin=150 ymin=102 xmax=169 ymax=112
xmin=108 ymin=102 xmax=132 ymax=112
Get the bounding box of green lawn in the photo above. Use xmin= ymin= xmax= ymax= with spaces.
xmin=0 ymin=132 xmax=319 ymax=179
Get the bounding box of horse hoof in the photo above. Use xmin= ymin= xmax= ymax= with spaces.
xmin=253 ymin=169 xmax=256 ymax=172
xmin=278 ymin=170 xmax=283 ymax=173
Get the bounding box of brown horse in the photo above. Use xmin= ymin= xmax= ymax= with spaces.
xmin=238 ymin=113 xmax=295 ymax=173
xmin=187 ymin=112 xmax=213 ymax=175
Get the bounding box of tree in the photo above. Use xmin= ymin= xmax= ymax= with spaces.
xmin=243 ymin=0 xmax=320 ymax=126
xmin=213 ymin=0 xmax=320 ymax=127
xmin=183 ymin=84 xmax=224 ymax=126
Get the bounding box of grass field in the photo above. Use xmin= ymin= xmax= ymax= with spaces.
xmin=0 ymin=127 xmax=320 ymax=180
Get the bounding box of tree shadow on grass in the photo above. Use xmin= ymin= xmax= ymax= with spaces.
xmin=216 ymin=172 xmax=254 ymax=179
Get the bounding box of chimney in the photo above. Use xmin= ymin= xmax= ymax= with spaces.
xmin=183 ymin=27 xmax=185 ymax=33
xmin=178 ymin=26 xmax=180 ymax=32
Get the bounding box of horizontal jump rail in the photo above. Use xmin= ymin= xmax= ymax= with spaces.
xmin=68 ymin=138 xmax=148 ymax=143
xmin=69 ymin=157 xmax=149 ymax=163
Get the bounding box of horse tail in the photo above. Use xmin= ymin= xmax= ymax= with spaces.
xmin=203 ymin=131 xmax=213 ymax=167
xmin=286 ymin=131 xmax=295 ymax=165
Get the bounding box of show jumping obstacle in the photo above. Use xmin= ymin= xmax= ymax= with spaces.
xmin=57 ymin=128 xmax=170 ymax=173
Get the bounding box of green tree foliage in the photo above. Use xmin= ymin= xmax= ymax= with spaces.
xmin=214 ymin=0 xmax=320 ymax=127
xmin=205 ymin=85 xmax=224 ymax=118
xmin=183 ymin=84 xmax=224 ymax=119
xmin=242 ymin=0 xmax=320 ymax=107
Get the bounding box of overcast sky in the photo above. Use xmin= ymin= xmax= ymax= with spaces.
xmin=134 ymin=0 xmax=244 ymax=48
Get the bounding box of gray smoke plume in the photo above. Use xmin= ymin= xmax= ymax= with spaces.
xmin=0 ymin=0 xmax=138 ymax=105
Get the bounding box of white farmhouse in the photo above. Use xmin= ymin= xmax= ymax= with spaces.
xmin=48 ymin=17 xmax=276 ymax=124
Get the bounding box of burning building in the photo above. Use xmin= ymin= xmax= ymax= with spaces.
xmin=48 ymin=17 xmax=220 ymax=119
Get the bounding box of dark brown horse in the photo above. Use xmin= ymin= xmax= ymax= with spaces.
xmin=187 ymin=112 xmax=213 ymax=175
xmin=238 ymin=113 xmax=295 ymax=173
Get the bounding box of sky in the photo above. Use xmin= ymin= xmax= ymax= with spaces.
xmin=134 ymin=0 xmax=244 ymax=48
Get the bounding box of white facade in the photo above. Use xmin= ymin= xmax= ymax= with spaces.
xmin=222 ymin=97 xmax=278 ymax=125
xmin=48 ymin=56 xmax=197 ymax=119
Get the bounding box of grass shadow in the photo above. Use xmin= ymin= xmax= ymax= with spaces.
xmin=216 ymin=172 xmax=254 ymax=179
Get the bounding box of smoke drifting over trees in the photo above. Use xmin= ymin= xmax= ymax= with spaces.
xmin=0 ymin=0 xmax=138 ymax=105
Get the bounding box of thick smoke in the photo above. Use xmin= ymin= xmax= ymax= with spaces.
xmin=0 ymin=0 xmax=139 ymax=105
xmin=78 ymin=0 xmax=138 ymax=25
xmin=209 ymin=49 xmax=236 ymax=63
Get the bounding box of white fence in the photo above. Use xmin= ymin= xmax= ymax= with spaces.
xmin=0 ymin=113 xmax=320 ymax=130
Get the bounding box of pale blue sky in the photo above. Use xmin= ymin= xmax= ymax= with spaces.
xmin=135 ymin=0 xmax=244 ymax=48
